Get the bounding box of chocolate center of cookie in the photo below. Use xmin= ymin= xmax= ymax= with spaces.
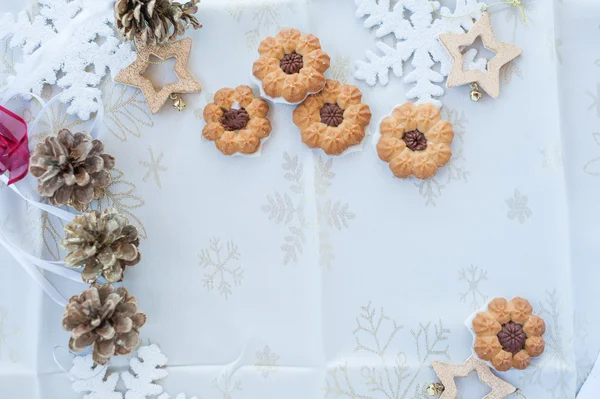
xmin=497 ymin=322 xmax=526 ymax=354
xmin=402 ymin=130 xmax=427 ymax=151
xmin=320 ymin=103 xmax=344 ymax=127
xmin=280 ymin=52 xmax=304 ymax=74
xmin=220 ymin=109 xmax=250 ymax=131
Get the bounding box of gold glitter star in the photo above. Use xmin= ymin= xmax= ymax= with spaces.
xmin=432 ymin=356 xmax=517 ymax=399
xmin=439 ymin=12 xmax=522 ymax=99
xmin=115 ymin=37 xmax=201 ymax=114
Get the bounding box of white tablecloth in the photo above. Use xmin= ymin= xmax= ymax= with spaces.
xmin=0 ymin=0 xmax=598 ymax=398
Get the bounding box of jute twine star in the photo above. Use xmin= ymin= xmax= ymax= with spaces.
xmin=439 ymin=12 xmax=522 ymax=99
xmin=115 ymin=37 xmax=201 ymax=114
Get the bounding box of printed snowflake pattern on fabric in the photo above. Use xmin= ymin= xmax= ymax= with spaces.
xmin=255 ymin=345 xmax=280 ymax=378
xmin=139 ymin=148 xmax=167 ymax=189
xmin=519 ymin=290 xmax=573 ymax=399
xmin=586 ymin=84 xmax=600 ymax=118
xmin=506 ymin=189 xmax=532 ymax=224
xmin=0 ymin=0 xmax=135 ymax=120
xmin=227 ymin=1 xmax=299 ymax=49
xmin=93 ymin=168 xmax=148 ymax=239
xmin=22 ymin=199 xmax=66 ymax=261
xmin=261 ymin=153 xmax=306 ymax=265
xmin=70 ymin=344 xmax=199 ymax=399
xmin=325 ymin=302 xmax=451 ymax=399
xmin=198 ymin=238 xmax=243 ymax=299
xmin=458 ymin=265 xmax=488 ymax=311
xmin=541 ymin=145 xmax=563 ymax=170
xmin=102 ymin=80 xmax=154 ymax=142
xmin=315 ymin=156 xmax=356 ymax=269
xmin=0 ymin=307 xmax=21 ymax=363
xmin=584 ymin=133 xmax=600 ymax=176
xmin=213 ymin=369 xmax=242 ymax=399
xmin=354 ymin=0 xmax=485 ymax=106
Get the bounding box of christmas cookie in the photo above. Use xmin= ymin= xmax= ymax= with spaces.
xmin=293 ymin=80 xmax=371 ymax=155
xmin=472 ymin=297 xmax=546 ymax=371
xmin=252 ymin=28 xmax=330 ymax=104
xmin=202 ymin=86 xmax=272 ymax=155
xmin=376 ymin=103 xmax=454 ymax=180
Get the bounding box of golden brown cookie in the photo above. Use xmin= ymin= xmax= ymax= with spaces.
xmin=472 ymin=312 xmax=502 ymax=337
xmin=510 ymin=297 xmax=534 ymax=325
xmin=523 ymin=315 xmax=546 ymax=337
xmin=253 ymin=29 xmax=330 ymax=103
xmin=492 ymin=350 xmax=513 ymax=372
xmin=487 ymin=297 xmax=513 ymax=325
xmin=472 ymin=297 xmax=545 ymax=371
xmin=376 ymin=102 xmax=454 ymax=180
xmin=525 ymin=336 xmax=545 ymax=357
xmin=292 ymin=79 xmax=371 ymax=155
xmin=474 ymin=336 xmax=502 ymax=361
xmin=512 ymin=350 xmax=531 ymax=370
xmin=202 ymin=86 xmax=271 ymax=156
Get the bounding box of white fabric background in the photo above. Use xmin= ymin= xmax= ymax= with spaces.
xmin=0 ymin=0 xmax=597 ymax=398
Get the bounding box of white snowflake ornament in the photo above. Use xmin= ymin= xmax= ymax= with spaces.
xmin=70 ymin=355 xmax=122 ymax=399
xmin=0 ymin=0 xmax=134 ymax=120
xmin=69 ymin=344 xmax=198 ymax=399
xmin=122 ymin=345 xmax=169 ymax=399
xmin=354 ymin=0 xmax=485 ymax=107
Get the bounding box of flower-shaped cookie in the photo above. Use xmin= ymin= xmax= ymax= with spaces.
xmin=376 ymin=102 xmax=454 ymax=179
xmin=472 ymin=297 xmax=545 ymax=371
xmin=202 ymin=86 xmax=271 ymax=155
xmin=292 ymin=80 xmax=371 ymax=155
xmin=253 ymin=28 xmax=330 ymax=103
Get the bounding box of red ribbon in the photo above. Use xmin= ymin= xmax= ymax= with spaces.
xmin=0 ymin=105 xmax=29 ymax=185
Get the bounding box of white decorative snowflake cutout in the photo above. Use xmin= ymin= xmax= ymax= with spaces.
xmin=69 ymin=345 xmax=198 ymax=399
xmin=0 ymin=0 xmax=134 ymax=120
xmin=70 ymin=355 xmax=120 ymax=399
xmin=354 ymin=0 xmax=486 ymax=107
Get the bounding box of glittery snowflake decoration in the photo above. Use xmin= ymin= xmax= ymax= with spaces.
xmin=0 ymin=0 xmax=134 ymax=120
xmin=354 ymin=0 xmax=486 ymax=107
xmin=70 ymin=344 xmax=199 ymax=399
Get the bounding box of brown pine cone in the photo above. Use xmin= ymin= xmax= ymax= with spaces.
xmin=62 ymin=208 xmax=141 ymax=283
xmin=29 ymin=129 xmax=114 ymax=212
xmin=115 ymin=0 xmax=202 ymax=45
xmin=62 ymin=284 xmax=147 ymax=365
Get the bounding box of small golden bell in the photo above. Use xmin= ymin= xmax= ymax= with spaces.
xmin=426 ymin=383 xmax=445 ymax=396
xmin=469 ymin=83 xmax=483 ymax=102
xmin=170 ymin=94 xmax=186 ymax=111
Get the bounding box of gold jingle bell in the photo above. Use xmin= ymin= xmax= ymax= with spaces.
xmin=469 ymin=83 xmax=483 ymax=102
xmin=426 ymin=383 xmax=445 ymax=396
xmin=170 ymin=94 xmax=186 ymax=111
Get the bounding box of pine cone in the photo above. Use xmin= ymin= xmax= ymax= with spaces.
xmin=115 ymin=0 xmax=202 ymax=45
xmin=62 ymin=284 xmax=147 ymax=365
xmin=29 ymin=130 xmax=114 ymax=212
xmin=62 ymin=208 xmax=141 ymax=283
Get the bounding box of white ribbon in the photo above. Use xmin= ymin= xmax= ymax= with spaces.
xmin=0 ymin=175 xmax=76 ymax=222
xmin=0 ymin=88 xmax=106 ymax=307
xmin=0 ymin=229 xmax=69 ymax=307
